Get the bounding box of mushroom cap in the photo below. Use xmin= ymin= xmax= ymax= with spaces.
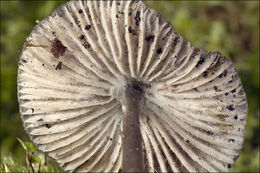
xmin=17 ymin=0 xmax=248 ymax=172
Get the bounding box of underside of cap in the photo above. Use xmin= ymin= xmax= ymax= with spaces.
xmin=17 ymin=0 xmax=248 ymax=172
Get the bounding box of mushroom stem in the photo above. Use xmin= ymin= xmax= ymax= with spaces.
xmin=122 ymin=79 xmax=144 ymax=172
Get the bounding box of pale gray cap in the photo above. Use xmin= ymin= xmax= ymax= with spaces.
xmin=17 ymin=0 xmax=248 ymax=172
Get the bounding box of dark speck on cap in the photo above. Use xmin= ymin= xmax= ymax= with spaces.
xmin=78 ymin=9 xmax=83 ymax=14
xmin=85 ymin=25 xmax=91 ymax=30
xmin=157 ymin=48 xmax=162 ymax=54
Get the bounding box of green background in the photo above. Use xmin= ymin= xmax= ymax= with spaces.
xmin=1 ymin=1 xmax=259 ymax=172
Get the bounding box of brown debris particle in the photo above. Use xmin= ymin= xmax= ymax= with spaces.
xmin=173 ymin=36 xmax=180 ymax=47
xmin=196 ymin=56 xmax=205 ymax=67
xmin=202 ymin=71 xmax=208 ymax=77
xmin=51 ymin=38 xmax=67 ymax=58
xmin=145 ymin=35 xmax=155 ymax=42
xmin=223 ymin=70 xmax=227 ymax=77
xmin=37 ymin=118 xmax=43 ymax=122
xmin=227 ymin=105 xmax=235 ymax=111
xmin=55 ymin=61 xmax=62 ymax=70
xmin=83 ymin=42 xmax=91 ymax=49
xmin=134 ymin=11 xmax=141 ymax=26
xmin=228 ymin=139 xmax=235 ymax=142
xmin=85 ymin=25 xmax=91 ymax=30
xmin=231 ymin=89 xmax=236 ymax=93
xmin=78 ymin=9 xmax=83 ymax=14
xmin=80 ymin=35 xmax=85 ymax=40
xmin=74 ymin=17 xmax=81 ymax=28
xmin=157 ymin=48 xmax=163 ymax=54
xmin=21 ymin=59 xmax=27 ymax=63
xmin=218 ymin=69 xmax=227 ymax=78
xmin=128 ymin=26 xmax=137 ymax=35
xmin=213 ymin=86 xmax=220 ymax=92
xmin=206 ymin=131 xmax=214 ymax=135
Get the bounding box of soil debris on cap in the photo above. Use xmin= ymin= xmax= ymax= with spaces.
xmin=55 ymin=61 xmax=62 ymax=70
xmin=85 ymin=25 xmax=91 ymax=30
xmin=50 ymin=38 xmax=67 ymax=58
xmin=145 ymin=35 xmax=155 ymax=42
xmin=134 ymin=11 xmax=141 ymax=26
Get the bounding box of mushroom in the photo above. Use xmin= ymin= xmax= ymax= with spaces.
xmin=17 ymin=1 xmax=248 ymax=172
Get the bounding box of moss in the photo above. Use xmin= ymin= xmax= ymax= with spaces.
xmin=215 ymin=114 xmax=228 ymax=121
